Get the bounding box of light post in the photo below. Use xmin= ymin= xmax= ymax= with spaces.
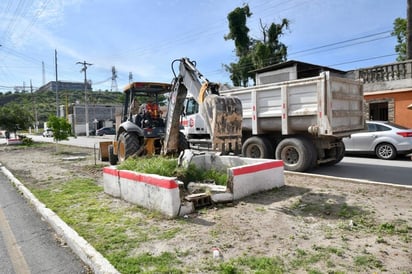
xmin=76 ymin=61 xmax=92 ymax=136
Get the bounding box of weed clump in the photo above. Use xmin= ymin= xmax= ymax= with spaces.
xmin=117 ymin=156 xmax=227 ymax=186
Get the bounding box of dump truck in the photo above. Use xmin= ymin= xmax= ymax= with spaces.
xmin=218 ymin=71 xmax=364 ymax=171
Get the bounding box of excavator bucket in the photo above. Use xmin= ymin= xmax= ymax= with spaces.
xmin=202 ymin=95 xmax=242 ymax=153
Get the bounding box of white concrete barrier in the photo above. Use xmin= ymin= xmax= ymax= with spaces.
xmin=103 ymin=154 xmax=284 ymax=217
xmin=103 ymin=167 xmax=181 ymax=217
xmin=187 ymin=154 xmax=284 ymax=200
xmin=103 ymin=167 xmax=120 ymax=198
xmin=118 ymin=170 xmax=181 ymax=217
xmin=230 ymin=160 xmax=284 ymax=200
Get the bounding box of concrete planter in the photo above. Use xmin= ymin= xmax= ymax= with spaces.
xmin=6 ymin=138 xmax=23 ymax=145
xmin=103 ymin=153 xmax=284 ymax=217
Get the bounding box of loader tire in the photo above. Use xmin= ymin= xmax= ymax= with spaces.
xmin=117 ymin=131 xmax=141 ymax=163
xmin=108 ymin=145 xmax=118 ymax=165
xmin=275 ymin=137 xmax=312 ymax=172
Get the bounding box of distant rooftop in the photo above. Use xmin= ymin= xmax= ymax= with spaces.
xmin=251 ymin=60 xmax=346 ymax=76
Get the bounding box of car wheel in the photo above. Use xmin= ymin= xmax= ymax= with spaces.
xmin=375 ymin=143 xmax=397 ymax=160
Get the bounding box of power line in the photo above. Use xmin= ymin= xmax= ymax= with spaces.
xmin=328 ymin=53 xmax=398 ymax=68
xmin=289 ymin=30 xmax=392 ymax=55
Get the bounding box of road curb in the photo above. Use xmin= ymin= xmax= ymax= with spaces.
xmin=0 ymin=163 xmax=120 ymax=274
xmin=285 ymin=171 xmax=412 ymax=189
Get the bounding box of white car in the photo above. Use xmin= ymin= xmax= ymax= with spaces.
xmin=42 ymin=128 xmax=53 ymax=137
xmin=343 ymin=121 xmax=412 ymax=160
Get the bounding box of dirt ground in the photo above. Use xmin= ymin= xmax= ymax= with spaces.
xmin=0 ymin=143 xmax=411 ymax=273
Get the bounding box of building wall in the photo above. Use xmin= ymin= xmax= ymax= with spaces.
xmin=365 ymin=90 xmax=412 ymax=128
xmin=37 ymin=81 xmax=91 ymax=92
xmin=69 ymin=104 xmax=122 ymax=135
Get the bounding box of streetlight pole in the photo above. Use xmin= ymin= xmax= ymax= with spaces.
xmin=76 ymin=61 xmax=92 ymax=137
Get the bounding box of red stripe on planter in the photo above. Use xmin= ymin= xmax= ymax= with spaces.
xmin=232 ymin=160 xmax=283 ymax=176
xmin=103 ymin=166 xmax=119 ymax=176
xmin=118 ymin=170 xmax=178 ymax=189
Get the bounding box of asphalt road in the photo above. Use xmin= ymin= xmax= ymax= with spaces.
xmin=27 ymin=134 xmax=115 ymax=149
xmin=311 ymin=155 xmax=412 ymax=186
xmin=6 ymin=134 xmax=412 ymax=187
xmin=0 ymin=172 xmax=87 ymax=274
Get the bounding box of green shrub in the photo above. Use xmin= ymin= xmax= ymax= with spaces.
xmin=117 ymin=156 xmax=228 ymax=186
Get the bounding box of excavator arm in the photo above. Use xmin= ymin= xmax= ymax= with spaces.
xmin=162 ymin=57 xmax=242 ymax=155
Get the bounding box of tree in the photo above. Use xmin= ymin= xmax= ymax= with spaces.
xmin=224 ymin=4 xmax=253 ymax=87
xmin=392 ymin=17 xmax=407 ymax=61
xmin=224 ymin=4 xmax=289 ymax=86
xmin=252 ymin=19 xmax=289 ymax=68
xmin=47 ymin=115 xmax=71 ymax=148
xmin=0 ymin=103 xmax=34 ymax=137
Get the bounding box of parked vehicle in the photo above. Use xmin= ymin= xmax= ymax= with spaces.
xmin=217 ymin=72 xmax=364 ymax=172
xmin=343 ymin=121 xmax=412 ymax=160
xmin=42 ymin=128 xmax=53 ymax=137
xmin=96 ymin=127 xmax=116 ymax=136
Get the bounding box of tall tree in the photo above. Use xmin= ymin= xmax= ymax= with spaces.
xmin=224 ymin=5 xmax=253 ymax=87
xmin=224 ymin=5 xmax=252 ymax=57
xmin=224 ymin=4 xmax=289 ymax=86
xmin=392 ymin=17 xmax=407 ymax=61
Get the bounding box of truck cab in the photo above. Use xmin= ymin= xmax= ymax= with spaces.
xmin=180 ymin=96 xmax=210 ymax=140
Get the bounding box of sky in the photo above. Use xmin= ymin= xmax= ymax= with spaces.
xmin=0 ymin=0 xmax=407 ymax=93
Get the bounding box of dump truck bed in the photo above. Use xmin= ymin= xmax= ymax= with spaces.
xmin=220 ymin=72 xmax=364 ymax=137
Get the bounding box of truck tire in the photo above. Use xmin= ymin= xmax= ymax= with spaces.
xmin=323 ymin=140 xmax=345 ymax=166
xmin=275 ymin=137 xmax=312 ymax=172
xmin=302 ymin=138 xmax=318 ymax=170
xmin=242 ymin=136 xmax=274 ymax=159
xmin=117 ymin=131 xmax=141 ymax=162
xmin=108 ymin=145 xmax=118 ymax=165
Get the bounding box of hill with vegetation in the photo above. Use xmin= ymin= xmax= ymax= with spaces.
xmin=0 ymin=89 xmax=123 ymax=125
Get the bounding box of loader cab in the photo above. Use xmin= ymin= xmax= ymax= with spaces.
xmin=122 ymin=82 xmax=171 ymax=123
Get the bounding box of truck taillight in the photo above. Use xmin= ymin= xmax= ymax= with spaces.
xmin=397 ymin=132 xmax=412 ymax=137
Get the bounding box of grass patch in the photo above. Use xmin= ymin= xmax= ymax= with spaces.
xmin=289 ymin=245 xmax=344 ymax=271
xmin=117 ymin=156 xmax=228 ymax=186
xmin=30 ymin=178 xmax=184 ymax=273
xmin=107 ymin=251 xmax=183 ymax=274
xmin=205 ymin=256 xmax=285 ymax=273
xmin=354 ymin=254 xmax=383 ymax=270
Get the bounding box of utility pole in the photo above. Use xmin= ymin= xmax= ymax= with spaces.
xmin=76 ymin=61 xmax=92 ymax=137
xmin=30 ymin=80 xmax=38 ymax=133
xmin=408 ymin=0 xmax=412 ymax=59
xmin=55 ymin=50 xmax=59 ymax=116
